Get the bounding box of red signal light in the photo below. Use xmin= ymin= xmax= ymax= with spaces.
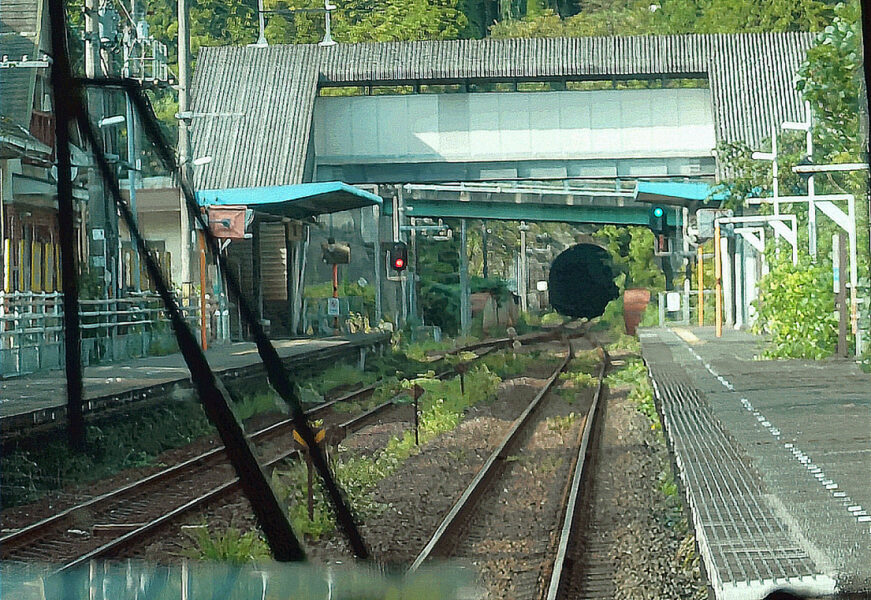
xmin=389 ymin=241 xmax=408 ymax=272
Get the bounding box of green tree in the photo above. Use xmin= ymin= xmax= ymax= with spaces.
xmin=716 ymin=0 xmax=868 ymax=359
xmin=594 ymin=225 xmax=664 ymax=291
xmin=489 ymin=0 xmax=834 ymax=38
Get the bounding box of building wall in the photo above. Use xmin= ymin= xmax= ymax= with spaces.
xmin=313 ymin=88 xmax=716 ymax=166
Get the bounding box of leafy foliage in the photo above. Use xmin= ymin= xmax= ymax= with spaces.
xmin=713 ymin=0 xmax=869 ymax=359
xmin=594 ymin=225 xmax=664 ymax=291
xmin=1 ymin=401 xmax=214 ymax=506
xmin=184 ymin=526 xmax=272 ymax=563
xmin=752 ymin=260 xmax=838 ymax=358
xmin=490 ymin=0 xmax=834 ymax=38
xmin=271 ymin=362 xmax=501 ymax=538
xmin=796 ymin=1 xmax=865 ymax=156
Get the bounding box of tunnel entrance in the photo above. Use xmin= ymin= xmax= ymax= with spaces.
xmin=548 ymin=244 xmax=619 ymax=319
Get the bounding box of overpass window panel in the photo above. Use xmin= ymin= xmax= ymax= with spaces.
xmin=497 ymin=93 xmax=531 ymax=159
xmin=559 ymin=92 xmax=592 ymax=155
xmin=589 ymin=90 xmax=622 ymax=156
xmin=674 ymin=89 xmax=717 ymax=152
xmin=618 ymin=90 xmax=655 ymax=154
xmin=437 ymin=94 xmax=471 ymax=160
xmin=375 ymin=96 xmax=410 ymax=158
xmin=529 ymin=92 xmax=562 ymax=157
xmin=676 ymin=88 xmax=715 ymax=126
xmin=408 ymin=95 xmax=440 ymax=158
xmin=649 ymin=90 xmax=674 ymax=127
xmin=313 ymin=97 xmax=352 ymax=160
xmin=350 ymin=97 xmax=376 ymax=158
xmin=468 ymin=93 xmax=500 ymax=157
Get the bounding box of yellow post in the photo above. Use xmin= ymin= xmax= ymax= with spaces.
xmin=55 ymin=243 xmax=61 ymax=292
xmin=3 ymin=239 xmax=11 ymax=292
xmin=697 ymin=244 xmax=704 ymax=327
xmin=17 ymin=239 xmax=25 ymax=291
xmin=715 ymin=223 xmax=722 ymax=338
xmin=30 ymin=241 xmax=42 ymax=292
xmin=44 ymin=243 xmax=54 ymax=293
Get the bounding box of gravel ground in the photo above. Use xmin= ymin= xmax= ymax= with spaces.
xmin=360 ymin=376 xmax=555 ymax=566
xmin=446 ymin=374 xmax=594 ymax=599
xmin=561 ymin=348 xmax=707 ymax=600
xmin=135 ymin=375 xmax=553 ymax=564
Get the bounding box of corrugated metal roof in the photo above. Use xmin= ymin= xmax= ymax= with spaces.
xmin=190 ymin=33 xmax=813 ymax=189
xmin=190 ymin=44 xmax=320 ymax=190
xmin=196 ymin=181 xmax=382 ymax=219
xmin=0 ymin=0 xmax=43 ymax=126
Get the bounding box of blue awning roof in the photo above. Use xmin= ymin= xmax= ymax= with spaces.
xmin=195 ymin=181 xmax=382 ymax=219
xmin=634 ymin=181 xmax=727 ymax=205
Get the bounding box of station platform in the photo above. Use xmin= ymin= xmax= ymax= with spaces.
xmin=0 ymin=332 xmax=389 ymax=439
xmin=640 ymin=327 xmax=870 ymax=600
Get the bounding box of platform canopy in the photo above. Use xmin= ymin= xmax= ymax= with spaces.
xmin=634 ymin=180 xmax=727 ymax=208
xmin=195 ymin=181 xmax=382 ymax=219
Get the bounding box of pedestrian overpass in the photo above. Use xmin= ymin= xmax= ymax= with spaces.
xmin=190 ymin=33 xmax=813 ymax=208
xmin=312 ymin=87 xmax=717 ymax=184
xmin=186 ymin=33 xmax=812 ymax=332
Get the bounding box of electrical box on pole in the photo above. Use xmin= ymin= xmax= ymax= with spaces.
xmin=322 ymin=238 xmax=351 ymax=264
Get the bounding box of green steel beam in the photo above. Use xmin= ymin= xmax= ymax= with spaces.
xmin=388 ymin=200 xmax=681 ymax=226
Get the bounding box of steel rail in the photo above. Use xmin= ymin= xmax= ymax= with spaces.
xmin=47 ymin=337 xmax=518 ymax=569
xmin=409 ymin=338 xmax=574 ymax=571
xmin=3 ymin=334 xmax=517 ymax=564
xmin=54 ymin=446 xmax=301 ymax=573
xmin=544 ymin=346 xmax=609 ymax=600
xmin=0 ymin=389 xmax=359 ymax=554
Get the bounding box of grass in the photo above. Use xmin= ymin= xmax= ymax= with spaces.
xmin=2 ymin=401 xmax=215 ymax=507
xmin=268 ymin=364 xmax=503 ymax=540
xmin=546 ymin=412 xmax=579 ymax=438
xmin=184 ymin=525 xmax=271 ymax=563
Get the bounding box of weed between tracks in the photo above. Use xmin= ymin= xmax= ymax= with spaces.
xmin=0 ymin=342 xmax=481 ymax=509
xmin=265 ymin=365 xmax=502 ymax=541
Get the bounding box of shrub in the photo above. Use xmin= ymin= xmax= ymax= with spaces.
xmin=753 ymin=260 xmax=838 ymax=359
xmin=183 ymin=526 xmax=271 ymax=563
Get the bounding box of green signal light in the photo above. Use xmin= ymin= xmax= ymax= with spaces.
xmin=653 ymin=206 xmax=664 ymax=218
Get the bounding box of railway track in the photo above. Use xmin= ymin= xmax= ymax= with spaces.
xmin=408 ymin=338 xmax=609 ymax=600
xmin=0 ymin=333 xmax=546 ymax=571
xmin=545 ymin=346 xmax=609 ymax=599
xmin=0 ymin=385 xmax=390 ymax=570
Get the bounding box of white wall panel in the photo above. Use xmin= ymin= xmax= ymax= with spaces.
xmin=313 ymin=88 xmax=715 ymax=164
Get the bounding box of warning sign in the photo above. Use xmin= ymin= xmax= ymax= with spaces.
xmin=293 ymin=428 xmax=326 ymax=449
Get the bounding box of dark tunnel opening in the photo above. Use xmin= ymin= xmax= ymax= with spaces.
xmin=548 ymin=243 xmax=619 ymax=319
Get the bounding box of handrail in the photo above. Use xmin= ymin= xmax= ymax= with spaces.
xmin=0 ymin=290 xmax=209 ymax=376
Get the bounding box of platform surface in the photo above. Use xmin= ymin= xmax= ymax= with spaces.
xmin=0 ymin=333 xmax=386 ymax=425
xmin=641 ymin=326 xmax=871 ymax=600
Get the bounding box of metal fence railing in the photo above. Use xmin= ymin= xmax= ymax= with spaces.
xmin=0 ymin=291 xmax=201 ymax=378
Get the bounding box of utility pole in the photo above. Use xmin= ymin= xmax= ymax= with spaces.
xmin=84 ymin=0 xmax=107 ymax=295
xmin=124 ymin=0 xmax=148 ymax=291
xmin=482 ymin=221 xmax=488 ymax=279
xmin=178 ymin=0 xmax=193 ymax=291
xmin=459 ymin=219 xmax=470 ymax=336
xmin=49 ymin=0 xmax=85 ymax=450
